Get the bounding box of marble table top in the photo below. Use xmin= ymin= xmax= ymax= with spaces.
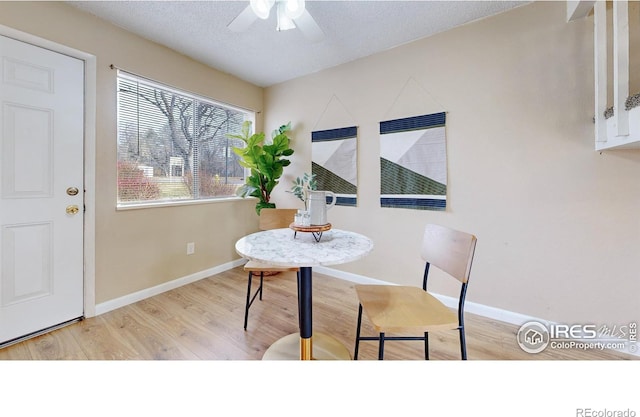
xmin=235 ymin=228 xmax=374 ymax=268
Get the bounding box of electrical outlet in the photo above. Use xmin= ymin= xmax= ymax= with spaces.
xmin=187 ymin=242 xmax=195 ymax=255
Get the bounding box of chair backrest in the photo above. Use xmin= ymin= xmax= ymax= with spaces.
xmin=259 ymin=208 xmax=298 ymax=231
xmin=420 ymin=224 xmax=477 ymax=283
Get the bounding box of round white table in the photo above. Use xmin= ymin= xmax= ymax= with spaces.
xmin=235 ymin=228 xmax=373 ymax=360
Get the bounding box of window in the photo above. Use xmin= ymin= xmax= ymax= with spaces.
xmin=116 ymin=71 xmax=254 ymax=206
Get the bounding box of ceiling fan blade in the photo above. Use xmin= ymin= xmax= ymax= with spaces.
xmin=293 ymin=9 xmax=324 ymax=42
xmin=228 ymin=4 xmax=258 ymax=32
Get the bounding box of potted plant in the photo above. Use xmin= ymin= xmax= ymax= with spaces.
xmin=229 ymin=121 xmax=294 ymax=214
xmin=289 ymin=172 xmax=317 ymax=210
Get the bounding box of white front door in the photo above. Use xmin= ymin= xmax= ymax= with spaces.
xmin=0 ymin=35 xmax=84 ymax=345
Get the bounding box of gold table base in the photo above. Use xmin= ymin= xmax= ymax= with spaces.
xmin=262 ymin=333 xmax=352 ymax=360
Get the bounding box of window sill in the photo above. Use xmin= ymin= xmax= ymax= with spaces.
xmin=116 ymin=196 xmax=252 ymax=211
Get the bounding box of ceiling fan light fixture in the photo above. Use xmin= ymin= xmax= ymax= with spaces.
xmin=276 ymin=1 xmax=296 ymax=31
xmin=284 ymin=0 xmax=306 ymax=20
xmin=250 ymin=0 xmax=275 ymax=19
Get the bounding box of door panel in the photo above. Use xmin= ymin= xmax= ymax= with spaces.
xmin=0 ymin=35 xmax=84 ymax=345
xmin=1 ymin=222 xmax=52 ymax=306
xmin=2 ymin=103 xmax=53 ymax=198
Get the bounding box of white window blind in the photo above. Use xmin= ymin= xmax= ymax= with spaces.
xmin=116 ymin=71 xmax=253 ymax=206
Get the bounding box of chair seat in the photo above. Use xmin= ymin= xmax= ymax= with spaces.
xmin=355 ymin=285 xmax=458 ymax=334
xmin=243 ymin=260 xmax=298 ymax=273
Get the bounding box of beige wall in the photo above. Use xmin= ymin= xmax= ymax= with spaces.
xmin=0 ymin=1 xmax=263 ymax=304
xmin=265 ymin=1 xmax=640 ymax=326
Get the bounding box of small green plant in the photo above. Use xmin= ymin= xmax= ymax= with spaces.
xmin=228 ymin=121 xmax=294 ymax=214
xmin=289 ymin=172 xmax=317 ymax=209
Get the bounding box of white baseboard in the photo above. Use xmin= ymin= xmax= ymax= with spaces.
xmin=94 ymin=258 xmax=246 ymax=316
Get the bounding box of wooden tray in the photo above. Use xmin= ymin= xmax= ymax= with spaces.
xmin=289 ymin=223 xmax=332 ymax=233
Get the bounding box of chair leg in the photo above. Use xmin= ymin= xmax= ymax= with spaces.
xmin=243 ymin=271 xmax=253 ymax=331
xmin=243 ymin=271 xmax=264 ymax=331
xmin=354 ymin=304 xmax=363 ymax=360
xmin=424 ymin=332 xmax=429 ymax=360
xmin=459 ymin=327 xmax=467 ymax=360
xmin=378 ymin=332 xmax=385 ymax=360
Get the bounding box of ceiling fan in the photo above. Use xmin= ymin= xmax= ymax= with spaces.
xmin=228 ymin=0 xmax=324 ymax=42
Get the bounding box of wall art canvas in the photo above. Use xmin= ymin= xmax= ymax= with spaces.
xmin=379 ymin=112 xmax=447 ymax=210
xmin=311 ymin=126 xmax=358 ymax=207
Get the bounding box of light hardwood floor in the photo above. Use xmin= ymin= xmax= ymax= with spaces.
xmin=0 ymin=266 xmax=636 ymax=360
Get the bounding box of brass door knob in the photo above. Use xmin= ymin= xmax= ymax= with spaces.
xmin=66 ymin=205 xmax=80 ymax=215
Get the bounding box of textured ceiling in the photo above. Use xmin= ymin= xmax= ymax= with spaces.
xmin=69 ymin=0 xmax=529 ymax=87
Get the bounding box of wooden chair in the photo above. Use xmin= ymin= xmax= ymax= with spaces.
xmin=243 ymin=208 xmax=299 ymax=330
xmin=353 ymin=223 xmax=477 ymax=360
